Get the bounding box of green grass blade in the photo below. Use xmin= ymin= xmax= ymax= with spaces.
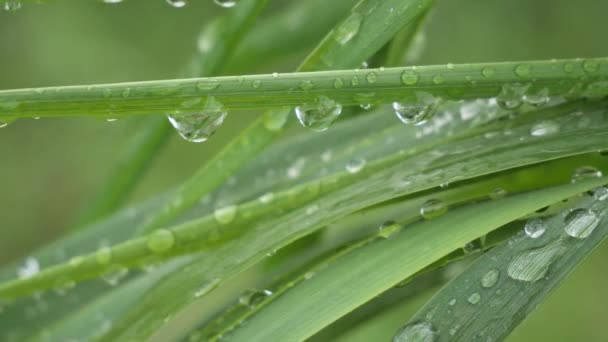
xmin=0 ymin=58 xmax=606 ymax=118
xmin=394 ymin=193 xmax=608 ymax=341
xmin=134 ymin=0 xmax=436 ymax=233
xmin=224 ymin=178 xmax=607 ymax=341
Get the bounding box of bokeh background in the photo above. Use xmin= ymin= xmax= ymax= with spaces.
xmin=0 ymin=0 xmax=607 ymax=340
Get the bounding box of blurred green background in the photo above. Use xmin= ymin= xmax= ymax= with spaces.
xmin=0 ymin=0 xmax=607 ymax=340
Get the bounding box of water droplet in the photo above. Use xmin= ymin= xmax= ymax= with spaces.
xmin=360 ymin=103 xmax=373 ymax=110
xmin=259 ymin=192 xmax=274 ymax=204
xmin=333 ymin=78 xmax=344 ymax=88
xmin=214 ymin=205 xmax=237 ymax=224
xmin=393 ymin=92 xmax=441 ymax=125
xmin=147 ymin=229 xmax=176 ymax=253
xmin=351 ymin=76 xmax=360 ymax=86
xmin=507 ymin=240 xmax=565 ymax=282
xmin=252 ymin=80 xmax=262 ymax=88
xmin=583 ymin=59 xmax=600 ymax=73
xmin=592 ymin=186 xmax=608 ymax=201
xmin=448 ymin=298 xmax=457 ymax=306
xmin=102 ymin=265 xmax=129 ymax=286
xmin=432 ymin=74 xmax=445 ymax=84
xmin=366 ymin=72 xmax=378 ymax=84
xmin=0 ymin=121 xmax=8 ymax=128
xmin=214 ymin=0 xmax=237 ymax=8
xmin=497 ymin=83 xmax=529 ymax=109
xmin=563 ymin=62 xmax=575 ymax=73
xmin=96 ymin=246 xmax=112 ymax=265
xmin=299 ymin=80 xmax=314 ymax=90
xmin=564 ymin=208 xmax=600 ymax=239
xmin=481 ymin=269 xmax=500 ymax=288
xmin=400 ymin=69 xmax=420 ymax=85
xmin=334 ymin=12 xmax=363 ymax=45
xmin=239 ymin=289 xmax=273 ymax=307
xmin=346 ymin=158 xmax=366 ymax=174
xmin=196 ymin=79 xmax=219 ymax=91
xmin=103 ymin=0 xmax=123 ymax=3
xmin=514 ymin=64 xmax=531 ymax=78
xmin=68 ymin=256 xmax=85 ymax=268
xmin=167 ymin=96 xmax=227 ymax=143
xmin=378 ymin=221 xmax=401 ymax=239
xmin=481 ymin=67 xmax=495 ymax=78
xmin=295 ymin=96 xmax=342 ymax=131
xmin=3 ymin=1 xmax=21 ymax=11
xmin=194 ymin=278 xmax=221 ymax=298
xmin=17 ymin=257 xmax=40 ymax=279
xmin=306 ymin=204 xmax=319 ymax=215
xmin=393 ymin=321 xmax=437 ymax=342
xmin=523 ymin=88 xmax=550 ymax=107
xmin=524 ymin=218 xmax=546 ymax=239
xmin=420 ymin=199 xmax=447 ymax=219
xmin=489 ymin=188 xmax=508 ymax=200
xmin=571 ymin=166 xmax=603 ymax=183
xmin=467 ymin=292 xmax=481 ymax=304
xmin=530 ymin=120 xmax=560 ymax=137
xmin=166 ymin=0 xmax=186 ymax=8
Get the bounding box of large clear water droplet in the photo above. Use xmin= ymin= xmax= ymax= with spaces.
xmin=378 ymin=221 xmax=401 ymax=239
xmin=239 ymin=289 xmax=273 ymax=307
xmin=393 ymin=321 xmax=437 ymax=342
xmin=481 ymin=269 xmax=500 ymax=288
xmin=530 ymin=120 xmax=560 ymax=137
xmin=167 ymin=97 xmax=227 ymax=143
xmin=147 ymin=229 xmax=176 ymax=253
xmin=507 ymin=240 xmax=565 ymax=282
xmin=295 ymin=96 xmax=342 ymax=131
xmin=524 ymin=218 xmax=546 ymax=239
xmin=467 ymin=292 xmax=481 ymax=304
xmin=17 ymin=257 xmax=40 ymax=279
xmin=345 ymin=158 xmax=366 ymax=174
xmin=571 ymin=166 xmax=603 ymax=183
xmin=563 ymin=208 xmax=600 ymax=239
xmin=420 ymin=199 xmax=447 ymax=219
xmin=166 ymin=0 xmax=186 ymax=8
xmin=214 ymin=0 xmax=237 ymax=8
xmin=497 ymin=83 xmax=529 ymax=109
xmin=393 ymin=92 xmax=440 ymax=125
xmin=334 ymin=12 xmax=363 ymax=45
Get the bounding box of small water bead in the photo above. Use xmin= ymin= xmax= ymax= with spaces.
xmin=17 ymin=257 xmax=40 ymax=279
xmin=360 ymin=103 xmax=373 ymax=110
xmin=393 ymin=93 xmax=441 ymax=125
xmin=334 ymin=12 xmax=363 ymax=45
xmin=214 ymin=205 xmax=237 ymax=224
xmin=583 ymin=59 xmax=600 ymax=73
xmin=563 ymin=208 xmax=600 ymax=239
xmin=196 ymin=79 xmax=219 ymax=91
xmin=366 ymin=72 xmax=378 ymax=84
xmin=147 ymin=229 xmax=176 ymax=253
xmin=514 ymin=64 xmax=531 ymax=78
xmin=571 ymin=166 xmax=603 ymax=183
xmin=103 ymin=0 xmax=124 ymax=3
xmin=252 ymin=80 xmax=262 ymax=88
xmin=259 ymin=192 xmax=274 ymax=204
xmin=507 ymin=240 xmax=565 ymax=282
xmin=400 ymin=69 xmax=419 ymax=85
xmin=467 ymin=292 xmax=481 ymax=304
xmin=0 ymin=121 xmax=8 ymax=128
xmin=523 ymin=88 xmax=550 ymax=107
xmin=295 ymin=96 xmax=343 ymax=131
xmin=68 ymin=256 xmax=85 ymax=268
xmin=350 ymin=76 xmax=360 ymax=86
xmin=592 ymin=187 xmax=608 ymax=201
xmin=3 ymin=1 xmax=21 ymax=11
xmin=333 ymin=78 xmax=344 ymax=88
xmin=166 ymin=0 xmax=186 ymax=8
xmin=497 ymin=83 xmax=529 ymax=110
xmin=489 ymin=188 xmax=508 ymax=200
xmin=299 ymin=80 xmax=314 ymax=90
xmin=563 ymin=62 xmax=575 ymax=73
xmin=420 ymin=199 xmax=447 ymax=220
xmin=530 ymin=120 xmax=560 ymax=137
xmin=524 ymin=218 xmax=546 ymax=239
xmin=378 ymin=221 xmax=401 ymax=239
xmin=194 ymin=278 xmax=221 ymax=298
xmin=102 ymin=265 xmax=129 ymax=286
xmin=167 ymin=97 xmax=227 ymax=143
xmin=346 ymin=158 xmax=366 ymax=174
xmin=393 ymin=321 xmax=437 ymax=342
xmin=432 ymin=74 xmax=445 ymax=85
xmin=214 ymin=0 xmax=237 ymax=8
xmin=448 ymin=298 xmax=457 ymax=306
xmin=239 ymin=289 xmax=273 ymax=307
xmin=96 ymin=246 xmax=112 ymax=265
xmin=481 ymin=269 xmax=500 ymax=288
xmin=481 ymin=67 xmax=496 ymax=78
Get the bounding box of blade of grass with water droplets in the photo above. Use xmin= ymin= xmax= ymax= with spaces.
xmin=1 ymin=58 xmax=607 ymax=118
xmin=394 ymin=192 xmax=608 ymax=342
xmin=71 ymin=0 xmax=269 ymax=228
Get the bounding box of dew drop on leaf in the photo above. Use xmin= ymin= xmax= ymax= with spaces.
xmin=167 ymin=96 xmax=227 ymax=143
xmin=514 ymin=64 xmax=531 ymax=78
xmin=489 ymin=187 xmax=508 ymax=200
xmin=420 ymin=199 xmax=447 ymax=219
xmin=378 ymin=221 xmax=401 ymax=239
xmin=166 ymin=0 xmax=186 ymax=8
xmin=467 ymin=292 xmax=481 ymax=304
xmin=102 ymin=265 xmax=129 ymax=286
xmin=393 ymin=93 xmax=440 ymax=125
xmin=571 ymin=166 xmax=602 ymax=183
xmin=393 ymin=321 xmax=437 ymax=342
xmin=496 ymin=83 xmax=529 ymax=109
xmin=214 ymin=0 xmax=237 ymax=8
xmin=481 ymin=269 xmax=500 ymax=288
xmin=214 ymin=205 xmax=237 ymax=224
xmin=530 ymin=120 xmax=560 ymax=137
xmin=239 ymin=289 xmax=273 ymax=307
xmin=147 ymin=229 xmax=176 ymax=253
xmin=400 ymin=69 xmax=420 ymax=85
xmin=592 ymin=186 xmax=608 ymax=201
xmin=334 ymin=12 xmax=363 ymax=45
xmin=258 ymin=192 xmax=274 ymax=204
xmin=17 ymin=257 xmax=40 ymax=279
xmin=345 ymin=158 xmax=366 ymax=174
xmin=507 ymin=240 xmax=565 ymax=282
xmin=523 ymin=88 xmax=550 ymax=107
xmin=3 ymin=0 xmax=21 ymax=11
xmin=563 ymin=208 xmax=600 ymax=239
xmin=481 ymin=66 xmax=495 ymax=78
xmin=295 ymin=96 xmax=343 ymax=131
xmin=95 ymin=246 xmax=112 ymax=265
xmin=524 ymin=218 xmax=546 ymax=239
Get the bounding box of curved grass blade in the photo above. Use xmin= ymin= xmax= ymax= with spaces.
xmin=0 ymin=58 xmax=606 ymax=119
xmin=223 ymin=178 xmax=607 ymax=342
xmin=71 ymin=0 xmax=269 ymax=227
xmin=135 ymin=0 xmax=437 ymax=234
xmin=97 ymin=102 xmax=608 ymax=339
xmin=394 ymin=193 xmax=608 ymax=341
